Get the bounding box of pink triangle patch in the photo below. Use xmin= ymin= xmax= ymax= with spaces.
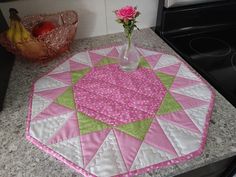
xmin=47 ymin=112 xmax=80 ymax=144
xmin=114 ymin=129 xmax=142 ymax=170
xmin=49 ymin=72 xmax=71 ymax=85
xmin=69 ymin=60 xmax=88 ymax=71
xmin=145 ymin=54 xmax=162 ymax=68
xmin=35 ymin=87 xmax=68 ymax=100
xmin=159 ymin=110 xmax=201 ymax=133
xmin=88 ymin=51 xmax=105 ymax=66
xmin=171 ymin=77 xmax=201 ymax=89
xmin=32 ymin=103 xmax=72 ymax=121
xmin=80 ymin=129 xmax=111 ymax=166
xmin=107 ymin=47 xmax=119 ymax=58
xmin=144 ymin=119 xmax=177 ymax=155
xmin=157 ymin=63 xmax=181 ymax=76
xmin=171 ymin=92 xmax=209 ymax=109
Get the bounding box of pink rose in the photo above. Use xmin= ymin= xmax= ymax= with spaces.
xmin=115 ymin=6 xmax=137 ymax=21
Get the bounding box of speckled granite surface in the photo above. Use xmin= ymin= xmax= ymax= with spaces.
xmin=0 ymin=28 xmax=236 ymax=177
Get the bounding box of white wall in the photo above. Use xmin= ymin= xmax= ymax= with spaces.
xmin=0 ymin=0 xmax=158 ymax=39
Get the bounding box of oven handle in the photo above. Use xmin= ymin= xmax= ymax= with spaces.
xmin=164 ymin=0 xmax=228 ymax=8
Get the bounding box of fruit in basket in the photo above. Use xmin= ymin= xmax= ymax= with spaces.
xmin=17 ymin=40 xmax=48 ymax=60
xmin=6 ymin=19 xmax=15 ymax=42
xmin=4 ymin=8 xmax=47 ymax=59
xmin=6 ymin=8 xmax=32 ymax=43
xmin=20 ymin=21 xmax=31 ymax=41
xmin=32 ymin=21 xmax=56 ymax=37
xmin=13 ymin=20 xmax=22 ymax=43
xmin=0 ymin=9 xmax=78 ymax=61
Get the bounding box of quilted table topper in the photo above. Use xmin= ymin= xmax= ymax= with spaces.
xmin=26 ymin=46 xmax=215 ymax=177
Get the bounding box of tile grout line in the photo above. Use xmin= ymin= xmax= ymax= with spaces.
xmin=104 ymin=0 xmax=108 ymax=34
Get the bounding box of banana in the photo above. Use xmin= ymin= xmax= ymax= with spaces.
xmin=20 ymin=23 xmax=31 ymax=42
xmin=13 ymin=21 xmax=22 ymax=44
xmin=6 ymin=19 xmax=15 ymax=42
xmin=6 ymin=8 xmax=32 ymax=44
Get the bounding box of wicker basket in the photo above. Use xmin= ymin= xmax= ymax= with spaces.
xmin=0 ymin=10 xmax=78 ymax=62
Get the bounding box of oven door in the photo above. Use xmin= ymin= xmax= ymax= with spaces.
xmin=164 ymin=0 xmax=227 ymax=8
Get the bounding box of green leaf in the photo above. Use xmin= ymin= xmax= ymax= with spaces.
xmin=116 ymin=19 xmax=122 ymax=23
xmin=134 ymin=24 xmax=140 ymax=31
xmin=135 ymin=11 xmax=140 ymax=18
xmin=130 ymin=20 xmax=134 ymax=26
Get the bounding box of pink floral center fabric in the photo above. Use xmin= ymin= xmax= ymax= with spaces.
xmin=73 ymin=64 xmax=167 ymax=126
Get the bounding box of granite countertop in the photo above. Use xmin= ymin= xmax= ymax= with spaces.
xmin=0 ymin=28 xmax=236 ymax=177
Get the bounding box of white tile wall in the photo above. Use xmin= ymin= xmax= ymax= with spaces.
xmin=0 ymin=0 xmax=158 ymax=39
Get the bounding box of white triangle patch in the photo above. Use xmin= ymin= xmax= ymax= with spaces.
xmin=154 ymin=54 xmax=179 ymax=70
xmin=131 ymin=142 xmax=176 ymax=170
xmin=34 ymin=76 xmax=68 ymax=92
xmin=185 ymin=105 xmax=209 ymax=133
xmin=50 ymin=136 xmax=83 ymax=167
xmin=71 ymin=51 xmax=92 ymax=66
xmin=91 ymin=47 xmax=113 ymax=56
xmin=50 ymin=61 xmax=70 ymax=74
xmin=137 ymin=48 xmax=161 ymax=57
xmin=86 ymin=131 xmax=127 ymax=177
xmin=176 ymin=64 xmax=200 ymax=81
xmin=31 ymin=95 xmax=52 ymax=118
xmin=158 ymin=119 xmax=201 ymax=156
xmin=30 ymin=112 xmax=73 ymax=144
xmin=171 ymin=84 xmax=212 ymax=102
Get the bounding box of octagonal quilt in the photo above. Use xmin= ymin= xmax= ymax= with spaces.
xmin=26 ymin=46 xmax=215 ymax=177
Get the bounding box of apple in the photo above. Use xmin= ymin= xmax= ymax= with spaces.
xmin=32 ymin=21 xmax=56 ymax=37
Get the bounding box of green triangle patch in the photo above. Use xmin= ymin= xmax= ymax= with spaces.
xmin=157 ymin=92 xmax=182 ymax=115
xmin=71 ymin=68 xmax=90 ymax=84
xmin=95 ymin=57 xmax=118 ymax=67
xmin=156 ymin=72 xmax=175 ymax=89
xmin=55 ymin=87 xmax=75 ymax=109
xmin=138 ymin=57 xmax=151 ymax=68
xmin=77 ymin=112 xmax=109 ymax=135
xmin=115 ymin=118 xmax=153 ymax=141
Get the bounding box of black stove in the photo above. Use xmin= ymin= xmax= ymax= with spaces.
xmin=156 ymin=0 xmax=236 ymax=107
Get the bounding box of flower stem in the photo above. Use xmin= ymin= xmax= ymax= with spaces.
xmin=128 ymin=33 xmax=131 ymax=49
xmin=124 ymin=24 xmax=132 ymax=49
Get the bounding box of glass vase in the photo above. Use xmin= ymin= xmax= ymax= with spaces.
xmin=119 ymin=36 xmax=140 ymax=72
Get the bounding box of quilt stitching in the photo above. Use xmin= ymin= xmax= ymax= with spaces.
xmin=27 ymin=46 xmax=215 ymax=177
